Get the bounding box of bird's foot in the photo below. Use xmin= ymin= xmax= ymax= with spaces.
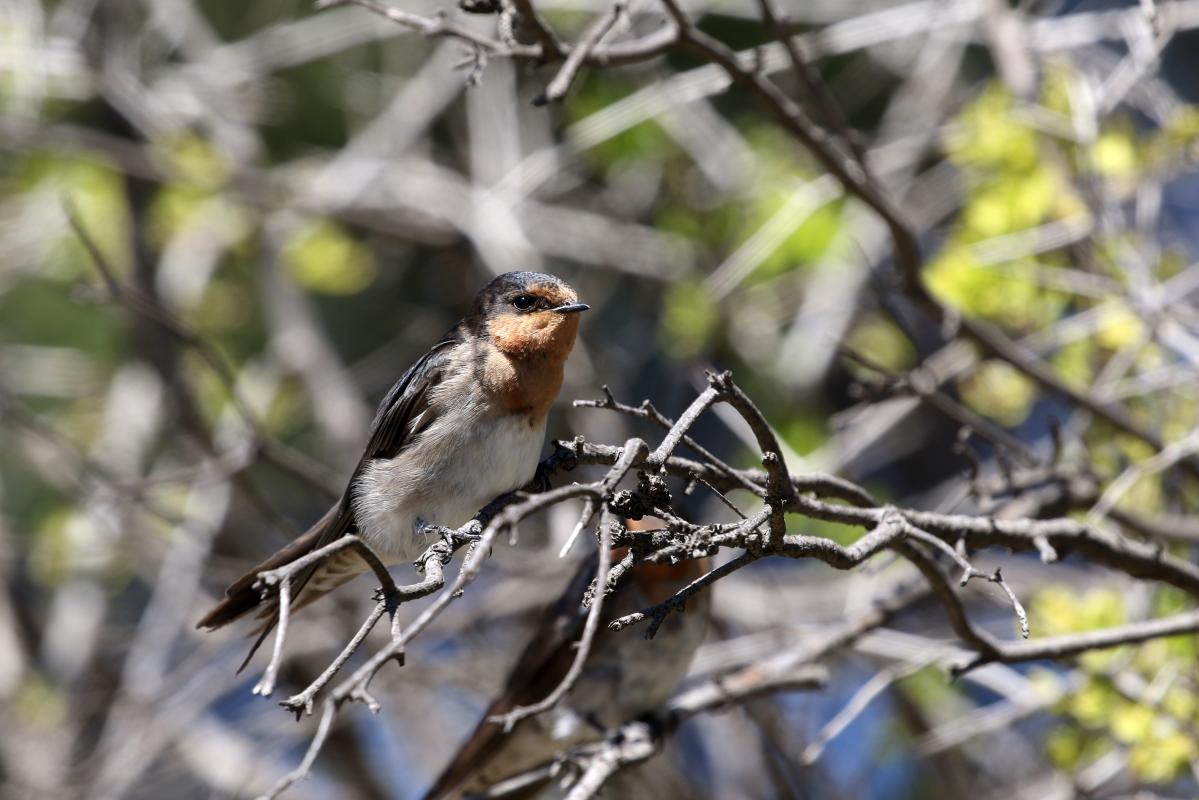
xmin=413 ymin=519 xmax=483 ymax=571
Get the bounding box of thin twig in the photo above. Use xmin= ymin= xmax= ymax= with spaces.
xmin=801 ymin=659 xmax=932 ymax=764
xmin=491 ymin=515 xmax=614 ymax=730
xmin=252 ymin=577 xmax=292 ymax=697
xmin=282 ymin=599 xmax=389 ymax=717
xmin=533 ymin=1 xmax=626 ymax=106
xmin=754 ymin=0 xmax=869 ymax=169
xmin=608 ymin=550 xmax=759 ymax=638
xmin=646 ymin=386 xmax=721 ymax=466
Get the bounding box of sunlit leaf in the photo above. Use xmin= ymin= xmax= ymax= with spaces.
xmin=284 ymin=219 xmax=377 ymax=296
xmin=1068 ymin=682 xmax=1116 ymax=728
xmin=1128 ymin=729 xmax=1193 ymax=782
xmin=660 ymin=280 xmax=719 ymax=359
xmin=1093 ymin=303 xmax=1145 ymax=350
xmin=147 ymin=185 xmax=209 ymax=249
xmin=957 ymin=360 xmax=1036 ymax=426
xmin=151 ymin=131 xmax=231 ymax=190
xmin=1046 ymin=726 xmax=1084 ymax=769
xmin=843 ymin=313 xmax=916 ymax=375
xmin=19 ymin=152 xmax=131 ymax=279
xmin=945 ymin=84 xmax=1038 ymax=172
xmin=1051 ymin=339 xmax=1095 ymax=391
xmin=1110 ymin=701 xmax=1154 ymax=743
xmin=1090 ymin=129 xmax=1138 ymax=179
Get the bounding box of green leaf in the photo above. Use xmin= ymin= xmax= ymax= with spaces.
xmin=1129 ymin=729 xmax=1193 ymax=782
xmin=945 ymin=84 xmax=1038 ymax=172
xmin=844 ymin=313 xmax=916 ymax=375
xmin=957 ymin=360 xmax=1036 ymax=426
xmin=1067 ymin=681 xmax=1116 ymax=727
xmin=1090 ymin=128 xmax=1139 ymax=178
xmin=284 ymin=219 xmax=377 ymax=295
xmin=150 ymin=131 xmax=231 ymax=189
xmin=1110 ymin=701 xmax=1154 ymax=743
xmin=19 ymin=152 xmax=131 ymax=279
xmin=1046 ymin=726 xmax=1084 ymax=769
xmin=660 ymin=280 xmax=719 ymax=359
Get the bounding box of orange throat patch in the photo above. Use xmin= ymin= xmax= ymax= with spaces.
xmin=483 ymin=311 xmax=579 ymax=418
xmin=488 ymin=310 xmax=580 ymax=361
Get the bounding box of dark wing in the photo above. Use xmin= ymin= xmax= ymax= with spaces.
xmin=197 ymin=337 xmax=459 ymax=636
xmin=423 ymin=552 xmax=599 ymax=800
xmin=326 ymin=336 xmax=459 ymax=535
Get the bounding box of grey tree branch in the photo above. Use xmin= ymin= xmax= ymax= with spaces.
xmin=509 ymin=0 xmax=563 ymax=59
xmin=608 ymin=549 xmax=759 ymax=637
xmin=490 ymin=514 xmax=613 ymax=730
xmin=316 ymin=0 xmax=678 ymax=73
xmin=533 ymin=0 xmax=627 ymax=106
xmin=491 ymin=661 xmax=831 ymax=800
xmin=753 ymin=0 xmax=868 ymax=169
xmin=953 ymin=608 xmax=1199 ymax=675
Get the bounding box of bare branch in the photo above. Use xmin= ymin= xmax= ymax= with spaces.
xmin=954 ymin=609 xmax=1199 ymax=676
xmin=533 ymin=1 xmax=627 ymax=106
xmin=754 ymin=0 xmax=868 ymax=168
xmin=801 ymin=659 xmax=931 ymax=765
xmin=490 ymin=515 xmax=613 ymax=729
xmin=608 ymin=549 xmax=759 ymax=638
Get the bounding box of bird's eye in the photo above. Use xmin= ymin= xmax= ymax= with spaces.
xmin=512 ymin=294 xmax=537 ymax=310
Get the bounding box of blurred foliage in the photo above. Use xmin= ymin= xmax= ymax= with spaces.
xmin=567 ymin=77 xmax=682 ymax=173
xmin=1034 ymin=586 xmax=1199 ymax=783
xmin=284 ymin=219 xmax=378 ymax=296
xmin=661 ymin=280 xmax=719 ymax=359
xmin=17 ymin=151 xmax=132 ymax=279
xmin=926 ymin=70 xmax=1199 ymax=452
xmin=843 ymin=314 xmax=916 ymax=376
xmin=927 ymin=82 xmax=1077 ymax=334
xmin=565 ymin=92 xmax=853 ymax=362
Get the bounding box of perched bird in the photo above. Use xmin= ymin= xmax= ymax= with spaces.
xmin=197 ymin=272 xmax=589 ymax=655
xmin=425 ymin=527 xmax=710 ymax=800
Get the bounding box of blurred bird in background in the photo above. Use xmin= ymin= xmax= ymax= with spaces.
xmin=196 ymin=272 xmax=588 ymax=662
xmin=426 ymin=517 xmax=710 ymax=799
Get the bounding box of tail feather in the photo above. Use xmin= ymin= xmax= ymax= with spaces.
xmin=199 ymin=505 xmax=366 ymax=670
xmin=237 ymin=624 xmax=277 ymax=675
xmin=232 ymin=551 xmax=367 ymax=674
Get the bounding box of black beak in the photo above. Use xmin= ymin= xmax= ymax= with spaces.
xmin=553 ymin=303 xmax=590 ymax=314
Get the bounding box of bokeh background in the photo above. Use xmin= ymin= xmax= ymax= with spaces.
xmin=3 ymin=0 xmax=1199 ymax=798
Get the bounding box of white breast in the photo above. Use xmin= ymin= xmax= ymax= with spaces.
xmin=351 ymin=397 xmax=547 ymax=562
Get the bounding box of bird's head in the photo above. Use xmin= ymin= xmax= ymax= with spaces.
xmin=470 ymin=272 xmax=588 ymax=360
